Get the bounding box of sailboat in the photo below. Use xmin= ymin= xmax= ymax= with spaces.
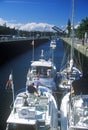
xmin=58 ymin=0 xmax=82 ymax=92
xmin=67 ymin=74 xmax=88 ymax=130
xmin=60 ymin=73 xmax=88 ymax=130
xmin=60 ymin=0 xmax=87 ymax=130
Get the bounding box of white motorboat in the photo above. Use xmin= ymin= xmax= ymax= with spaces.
xmin=60 ymin=75 xmax=88 ymax=130
xmin=26 ymin=49 xmax=57 ymax=91
xmin=50 ymin=39 xmax=56 ymax=49
xmin=6 ymin=74 xmax=58 ymax=130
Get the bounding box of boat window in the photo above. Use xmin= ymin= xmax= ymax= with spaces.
xmin=32 ymin=66 xmax=53 ymax=78
xmin=37 ymin=67 xmax=47 ymax=75
xmin=37 ymin=67 xmax=51 ymax=75
xmin=36 ymin=105 xmax=47 ymax=111
xmin=39 ymin=97 xmax=48 ymax=104
xmin=27 ymin=98 xmax=35 ymax=106
xmin=15 ymin=97 xmax=24 ymax=106
xmin=31 ymin=67 xmax=37 ymax=75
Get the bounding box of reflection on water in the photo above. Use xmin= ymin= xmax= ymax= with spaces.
xmin=0 ymin=39 xmax=64 ymax=130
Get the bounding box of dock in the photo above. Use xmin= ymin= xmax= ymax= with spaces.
xmin=62 ymin=38 xmax=88 ymax=57
xmin=62 ymin=37 xmax=88 ymax=74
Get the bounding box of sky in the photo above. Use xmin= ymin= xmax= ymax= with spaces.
xmin=0 ymin=0 xmax=88 ymax=31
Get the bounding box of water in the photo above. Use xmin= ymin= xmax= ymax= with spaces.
xmin=0 ymin=39 xmax=65 ymax=130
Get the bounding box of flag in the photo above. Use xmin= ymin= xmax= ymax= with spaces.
xmin=31 ymin=40 xmax=34 ymax=46
xmin=6 ymin=74 xmax=13 ymax=90
xmin=6 ymin=73 xmax=15 ymax=109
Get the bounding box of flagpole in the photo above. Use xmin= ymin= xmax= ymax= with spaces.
xmin=11 ymin=77 xmax=15 ymax=113
xmin=9 ymin=73 xmax=15 ymax=113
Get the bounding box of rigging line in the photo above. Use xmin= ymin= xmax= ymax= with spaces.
xmin=78 ymin=51 xmax=83 ymax=73
xmin=81 ymin=46 xmax=86 ymax=73
xmin=60 ymin=41 xmax=72 ymax=71
xmin=81 ymin=52 xmax=84 ymax=73
xmin=59 ymin=52 xmax=66 ymax=71
xmin=65 ymin=43 xmax=71 ymax=62
xmin=59 ymin=44 xmax=69 ymax=71
xmin=73 ymin=48 xmax=82 ymax=73
xmin=74 ymin=54 xmax=81 ymax=72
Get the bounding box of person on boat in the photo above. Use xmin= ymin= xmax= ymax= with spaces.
xmin=27 ymin=81 xmax=38 ymax=95
xmin=34 ymin=76 xmax=40 ymax=90
xmin=47 ymin=69 xmax=51 ymax=77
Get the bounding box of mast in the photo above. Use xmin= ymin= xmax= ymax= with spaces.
xmin=71 ymin=0 xmax=74 ymax=61
xmin=32 ymin=40 xmax=34 ymax=61
xmin=41 ymin=49 xmax=44 ymax=59
xmin=11 ymin=74 xmax=15 ymax=113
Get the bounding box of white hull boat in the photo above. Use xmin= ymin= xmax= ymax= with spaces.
xmin=60 ymin=0 xmax=86 ymax=130
xmin=58 ymin=60 xmax=82 ymax=92
xmin=6 ymin=83 xmax=58 ymax=130
xmin=60 ymin=76 xmax=88 ymax=130
xmin=50 ymin=39 xmax=56 ymax=49
xmin=58 ymin=0 xmax=82 ymax=92
xmin=6 ymin=47 xmax=58 ymax=130
xmin=26 ymin=50 xmax=57 ymax=91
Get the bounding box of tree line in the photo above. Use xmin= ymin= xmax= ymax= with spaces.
xmin=0 ymin=24 xmax=56 ymax=39
xmin=67 ymin=17 xmax=88 ymax=39
xmin=0 ymin=17 xmax=88 ymax=39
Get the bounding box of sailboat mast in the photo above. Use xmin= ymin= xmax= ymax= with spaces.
xmin=71 ymin=0 xmax=74 ymax=60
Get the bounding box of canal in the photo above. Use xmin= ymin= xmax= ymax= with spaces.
xmin=0 ymin=39 xmax=65 ymax=130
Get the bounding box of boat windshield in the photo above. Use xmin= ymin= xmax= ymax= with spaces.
xmin=15 ymin=97 xmax=25 ymax=107
xmin=39 ymin=78 xmax=56 ymax=90
xmin=32 ymin=66 xmax=53 ymax=78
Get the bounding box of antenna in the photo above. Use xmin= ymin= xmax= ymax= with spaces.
xmin=41 ymin=50 xmax=44 ymax=59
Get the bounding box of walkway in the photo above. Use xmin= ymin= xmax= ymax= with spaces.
xmin=62 ymin=38 xmax=88 ymax=57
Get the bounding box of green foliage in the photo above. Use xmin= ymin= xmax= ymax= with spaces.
xmin=0 ymin=25 xmax=55 ymax=38
xmin=0 ymin=25 xmax=17 ymax=35
xmin=76 ymin=17 xmax=88 ymax=38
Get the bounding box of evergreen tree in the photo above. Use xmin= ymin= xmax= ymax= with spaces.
xmin=67 ymin=19 xmax=71 ymax=37
xmin=76 ymin=17 xmax=88 ymax=38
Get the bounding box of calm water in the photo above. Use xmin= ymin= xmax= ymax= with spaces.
xmin=0 ymin=39 xmax=65 ymax=130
